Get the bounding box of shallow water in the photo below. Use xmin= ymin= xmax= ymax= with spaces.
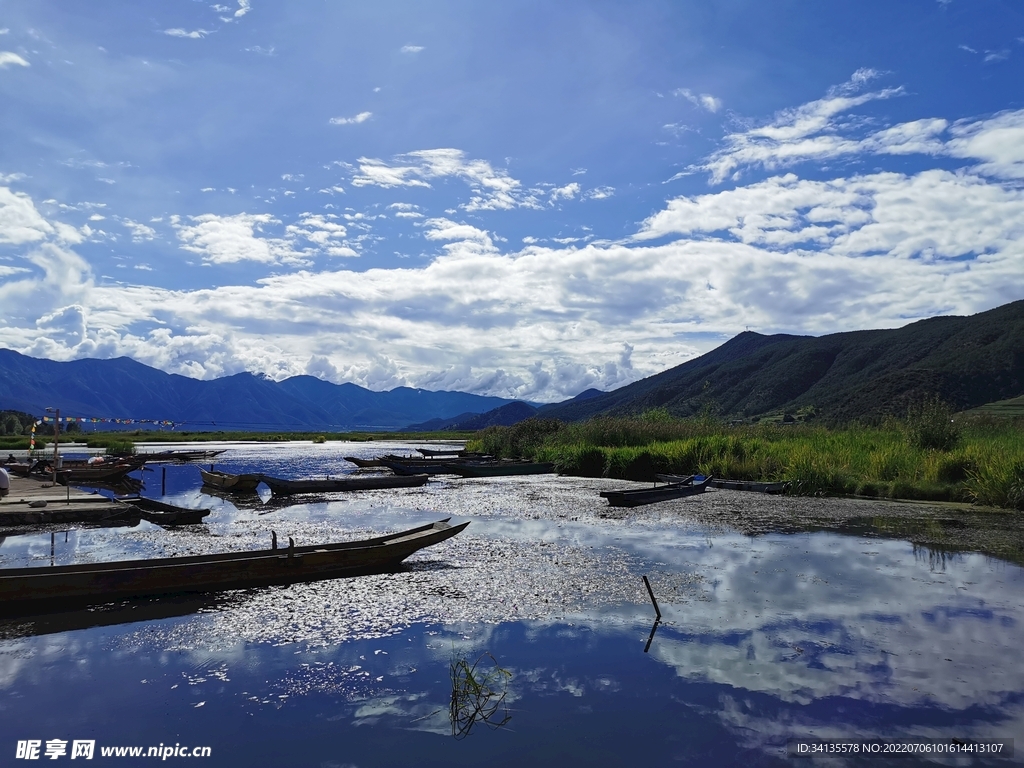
xmin=1 ymin=442 xmax=1021 ymax=766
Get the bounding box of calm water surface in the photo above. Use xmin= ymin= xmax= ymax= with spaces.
xmin=1 ymin=442 xmax=1021 ymax=766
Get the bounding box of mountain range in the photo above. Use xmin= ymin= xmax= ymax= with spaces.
xmin=0 ymin=350 xmax=516 ymax=430
xmin=2 ymin=299 xmax=1021 ymax=430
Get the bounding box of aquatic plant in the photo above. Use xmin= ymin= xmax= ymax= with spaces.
xmin=449 ymin=652 xmax=512 ymax=739
xmin=104 ymin=439 xmax=136 ymax=457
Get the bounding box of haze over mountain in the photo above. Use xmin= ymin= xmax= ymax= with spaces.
xmin=0 ymin=349 xmax=516 ymax=430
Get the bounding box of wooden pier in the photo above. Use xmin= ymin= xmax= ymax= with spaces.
xmin=0 ymin=476 xmax=131 ymax=526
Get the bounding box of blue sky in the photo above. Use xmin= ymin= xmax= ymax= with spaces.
xmin=1 ymin=1 xmax=1022 ymax=401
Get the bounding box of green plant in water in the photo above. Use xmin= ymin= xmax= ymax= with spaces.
xmin=104 ymin=439 xmax=136 ymax=457
xmin=312 ymin=435 xmax=327 ymax=444
xmin=449 ymin=652 xmax=512 ymax=739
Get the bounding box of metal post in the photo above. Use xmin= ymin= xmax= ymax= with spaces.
xmin=162 ymin=467 xmax=167 ymax=496
xmin=52 ymin=408 xmax=60 ymax=487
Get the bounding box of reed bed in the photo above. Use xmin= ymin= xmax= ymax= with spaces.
xmin=470 ymin=414 xmax=1024 ymax=510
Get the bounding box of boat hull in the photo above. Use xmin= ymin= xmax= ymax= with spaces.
xmin=261 ymin=473 xmax=429 ymax=495
xmin=0 ymin=519 xmax=468 ymax=615
xmin=446 ymin=462 xmax=555 ymax=477
xmin=199 ymin=468 xmax=263 ymax=493
xmin=601 ymin=477 xmax=712 ymax=508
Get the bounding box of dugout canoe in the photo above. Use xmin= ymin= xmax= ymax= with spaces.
xmin=380 ymin=458 xmax=463 ymax=476
xmin=200 ymin=468 xmax=263 ymax=493
xmin=444 ymin=461 xmax=556 ymax=478
xmin=0 ymin=518 xmax=469 ymax=615
xmin=656 ymin=474 xmax=789 ymax=494
xmin=117 ymin=496 xmax=212 ymax=526
xmin=344 ymin=456 xmax=384 ymax=468
xmin=261 ymin=473 xmax=430 ymax=496
xmin=600 ymin=476 xmax=712 ymax=508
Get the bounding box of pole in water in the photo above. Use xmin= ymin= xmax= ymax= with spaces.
xmin=644 ymin=619 xmax=661 ymax=654
xmin=271 ymin=531 xmax=278 ymax=550
xmin=642 ymin=575 xmax=662 ymax=619
xmin=51 ymin=531 xmax=55 ymax=565
xmin=162 ymin=466 xmax=167 ymax=496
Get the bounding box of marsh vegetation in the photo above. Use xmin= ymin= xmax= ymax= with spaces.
xmin=467 ymin=405 xmax=1024 ymax=510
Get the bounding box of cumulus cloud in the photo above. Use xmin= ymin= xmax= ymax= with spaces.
xmin=549 ymin=182 xmax=580 ymax=203
xmin=400 ymin=45 xmax=424 ymax=54
xmin=330 ymin=111 xmax=372 ymax=126
xmin=0 ymin=51 xmax=29 ymax=68
xmin=351 ymin=149 xmax=537 ymax=211
xmin=172 ymin=213 xmax=304 ymax=265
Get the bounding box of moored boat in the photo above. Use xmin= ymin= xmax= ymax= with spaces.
xmin=199 ymin=468 xmax=263 ymax=493
xmin=380 ymin=458 xmax=462 ymax=476
xmin=117 ymin=496 xmax=211 ymax=526
xmin=344 ymin=456 xmax=384 ymax=468
xmin=0 ymin=518 xmax=469 ymax=615
xmin=600 ymin=476 xmax=711 ymax=508
xmin=260 ymin=473 xmax=429 ymax=496
xmin=657 ymin=474 xmax=789 ymax=494
xmin=445 ymin=461 xmax=556 ymax=478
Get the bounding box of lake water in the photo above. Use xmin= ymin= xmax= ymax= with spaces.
xmin=1 ymin=442 xmax=1021 ymax=766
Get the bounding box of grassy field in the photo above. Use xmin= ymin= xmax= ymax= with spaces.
xmin=466 ymin=410 xmax=1024 ymax=510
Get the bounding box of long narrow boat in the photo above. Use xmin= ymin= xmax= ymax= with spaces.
xmin=380 ymin=459 xmax=462 ymax=476
xmin=600 ymin=476 xmax=712 ymax=508
xmin=657 ymin=474 xmax=789 ymax=494
xmin=416 ymin=447 xmax=463 ymax=458
xmin=344 ymin=456 xmax=384 ymax=468
xmin=199 ymin=468 xmax=263 ymax=493
xmin=0 ymin=519 xmax=469 ymax=616
xmin=445 ymin=461 xmax=556 ymax=478
xmin=261 ymin=473 xmax=429 ymax=496
xmin=117 ymin=497 xmax=211 ymax=526
xmin=56 ymin=465 xmax=135 ymax=485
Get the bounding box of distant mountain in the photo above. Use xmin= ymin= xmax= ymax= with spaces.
xmin=540 ymin=300 xmax=1024 ymax=423
xmin=402 ymin=387 xmax=608 ymax=431
xmin=0 ymin=350 xmax=518 ymax=430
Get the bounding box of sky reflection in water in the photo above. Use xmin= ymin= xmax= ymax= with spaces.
xmin=0 ymin=442 xmax=1021 ymax=766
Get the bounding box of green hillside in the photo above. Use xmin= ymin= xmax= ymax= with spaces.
xmin=542 ymin=300 xmax=1024 ymax=423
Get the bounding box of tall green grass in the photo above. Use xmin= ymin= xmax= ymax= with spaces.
xmin=471 ymin=413 xmax=1024 ymax=510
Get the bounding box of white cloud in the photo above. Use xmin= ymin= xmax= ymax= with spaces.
xmin=549 ymin=182 xmax=580 ymax=202
xmin=697 ymin=70 xmax=903 ymax=182
xmin=163 ymin=29 xmax=211 ymax=39
xmin=945 ymin=109 xmax=1024 ymax=179
xmin=984 ymin=49 xmax=1009 ymax=62
xmin=584 ymin=186 xmax=615 ymax=200
xmin=673 ymin=88 xmax=723 ymax=113
xmin=120 ymin=218 xmax=158 ymax=243
xmin=173 ymin=213 xmax=304 ymax=265
xmin=244 ymin=45 xmax=275 ymax=56
xmin=400 ymin=45 xmax=424 ymax=54
xmin=329 ymin=111 xmax=372 ymax=126
xmin=0 ymin=186 xmax=82 ymax=245
xmin=0 ymin=51 xmax=29 ymax=68
xmin=351 ymin=149 xmax=536 ymax=211
xmin=959 ymin=44 xmax=977 ymax=54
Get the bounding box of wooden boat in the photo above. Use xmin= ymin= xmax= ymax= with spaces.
xmin=416 ymin=447 xmax=463 ymax=458
xmin=380 ymin=458 xmax=462 ymax=476
xmin=0 ymin=518 xmax=469 ymax=615
xmin=199 ymin=468 xmax=263 ymax=493
xmin=445 ymin=461 xmax=555 ymax=478
xmin=657 ymin=474 xmax=789 ymax=494
xmin=138 ymin=449 xmax=227 ymax=464
xmin=600 ymin=476 xmax=712 ymax=508
xmin=117 ymin=497 xmax=211 ymax=526
xmin=56 ymin=464 xmax=135 ymax=485
xmin=344 ymin=456 xmax=384 ymax=468
xmin=261 ymin=473 xmax=429 ymax=496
